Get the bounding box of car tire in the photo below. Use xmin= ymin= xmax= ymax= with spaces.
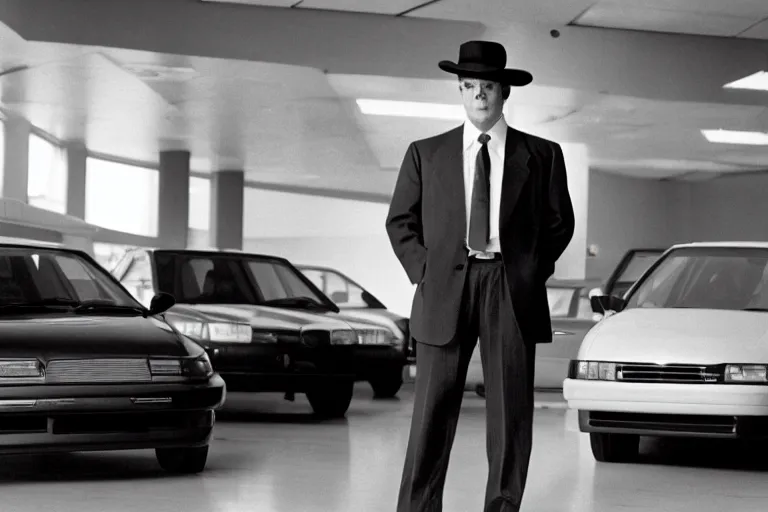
xmin=306 ymin=379 xmax=354 ymax=418
xmin=589 ymin=432 xmax=639 ymax=463
xmin=370 ymin=372 xmax=403 ymax=398
xmin=156 ymin=445 xmax=209 ymax=474
xmin=475 ymin=384 xmax=486 ymax=398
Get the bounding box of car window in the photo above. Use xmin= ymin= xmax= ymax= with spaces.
xmin=154 ymin=252 xmax=327 ymax=306
xmin=547 ymin=287 xmax=575 ymax=317
xmin=301 ymin=269 xmax=325 ymax=291
xmin=626 ymin=247 xmax=768 ymax=311
xmin=119 ymin=253 xmax=154 ymax=307
xmin=0 ymin=249 xmax=139 ymax=307
xmin=616 ymin=253 xmax=663 ymax=283
xmin=301 ymin=269 xmax=368 ymax=308
xmin=576 ymin=297 xmax=594 ymax=319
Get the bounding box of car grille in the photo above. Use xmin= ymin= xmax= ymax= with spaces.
xmin=616 ymin=363 xmax=721 ymax=384
xmin=45 ymin=359 xmax=152 ymax=384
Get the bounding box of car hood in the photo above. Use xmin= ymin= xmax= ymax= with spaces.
xmin=0 ymin=314 xmax=192 ymax=359
xmin=579 ymin=308 xmax=768 ymax=364
xmin=333 ymin=310 xmax=407 ymax=339
xmin=170 ymin=303 xmax=359 ymax=331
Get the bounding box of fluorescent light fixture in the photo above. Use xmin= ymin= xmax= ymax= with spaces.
xmin=724 ymin=71 xmax=768 ymax=92
xmin=702 ymin=129 xmax=768 ymax=145
xmin=356 ymin=99 xmax=465 ymax=120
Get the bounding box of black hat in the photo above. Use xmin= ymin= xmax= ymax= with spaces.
xmin=439 ymin=40 xmax=532 ymax=87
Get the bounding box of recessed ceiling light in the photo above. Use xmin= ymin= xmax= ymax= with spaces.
xmin=356 ymin=99 xmax=465 ymax=120
xmin=702 ymin=129 xmax=768 ymax=145
xmin=723 ymin=71 xmax=768 ymax=92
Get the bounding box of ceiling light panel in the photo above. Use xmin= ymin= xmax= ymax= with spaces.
xmin=724 ymin=71 xmax=768 ymax=91
xmin=573 ymin=2 xmax=758 ymax=37
xmin=702 ymin=129 xmax=768 ymax=145
xmin=296 ymin=0 xmax=423 ymax=15
xmin=199 ymin=0 xmax=297 ymax=6
xmin=357 ymin=99 xmax=465 ymax=120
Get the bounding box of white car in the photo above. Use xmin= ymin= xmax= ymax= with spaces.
xmin=564 ymin=241 xmax=768 ymax=463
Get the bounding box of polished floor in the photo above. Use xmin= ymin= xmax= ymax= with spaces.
xmin=2 ymin=384 xmax=768 ymax=512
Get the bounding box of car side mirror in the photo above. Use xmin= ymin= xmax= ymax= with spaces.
xmin=588 ymin=287 xmax=603 ymax=299
xmin=590 ymin=294 xmax=626 ymax=315
xmin=330 ymin=291 xmax=349 ymax=303
xmin=148 ymin=292 xmax=176 ymax=315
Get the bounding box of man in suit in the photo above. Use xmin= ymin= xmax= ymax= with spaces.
xmin=386 ymin=40 xmax=575 ymax=512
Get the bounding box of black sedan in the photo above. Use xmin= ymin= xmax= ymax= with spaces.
xmin=0 ymin=238 xmax=226 ymax=474
xmin=110 ymin=248 xmax=405 ymax=417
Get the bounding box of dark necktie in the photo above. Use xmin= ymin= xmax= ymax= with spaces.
xmin=468 ymin=133 xmax=491 ymax=251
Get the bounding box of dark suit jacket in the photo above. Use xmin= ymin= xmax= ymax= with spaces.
xmin=385 ymin=124 xmax=575 ymax=346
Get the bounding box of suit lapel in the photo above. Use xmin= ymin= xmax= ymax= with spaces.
xmin=500 ymin=127 xmax=531 ymax=225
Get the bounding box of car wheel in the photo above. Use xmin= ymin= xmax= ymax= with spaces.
xmin=306 ymin=379 xmax=354 ymax=418
xmin=370 ymin=372 xmax=404 ymax=398
xmin=589 ymin=432 xmax=639 ymax=463
xmin=156 ymin=445 xmax=209 ymax=474
xmin=475 ymin=384 xmax=486 ymax=398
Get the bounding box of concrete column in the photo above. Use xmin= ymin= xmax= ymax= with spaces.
xmin=65 ymin=141 xmax=88 ymax=219
xmin=1 ymin=115 xmax=31 ymax=202
xmin=157 ymin=150 xmax=191 ymax=249
xmin=209 ymin=170 xmax=244 ymax=250
xmin=553 ymin=142 xmax=589 ymax=280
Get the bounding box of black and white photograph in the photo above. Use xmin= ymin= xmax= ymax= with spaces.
xmin=1 ymin=1 xmax=768 ymax=511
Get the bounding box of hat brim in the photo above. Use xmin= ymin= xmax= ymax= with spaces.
xmin=438 ymin=61 xmax=533 ymax=87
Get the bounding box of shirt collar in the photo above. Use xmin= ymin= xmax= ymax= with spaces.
xmin=463 ymin=114 xmax=508 ymax=152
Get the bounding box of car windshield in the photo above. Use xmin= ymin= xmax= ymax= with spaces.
xmin=299 ymin=267 xmax=371 ymax=309
xmin=153 ymin=252 xmax=329 ymax=307
xmin=0 ymin=247 xmax=142 ymax=309
xmin=625 ymin=247 xmax=768 ymax=312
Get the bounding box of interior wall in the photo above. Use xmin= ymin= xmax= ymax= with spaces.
xmin=683 ymin=173 xmax=768 ymax=242
xmin=585 ymin=169 xmax=686 ymax=280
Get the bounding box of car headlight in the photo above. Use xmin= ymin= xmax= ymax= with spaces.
xmin=149 ymin=353 xmax=214 ymax=382
xmin=331 ymin=329 xmax=359 ymax=345
xmin=571 ymin=360 xmax=617 ymax=381
xmin=169 ymin=319 xmax=251 ymax=343
xmin=725 ymin=364 xmax=768 ymax=383
xmin=0 ymin=359 xmax=44 ymax=384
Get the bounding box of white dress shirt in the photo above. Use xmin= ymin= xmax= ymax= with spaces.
xmin=463 ymin=114 xmax=507 ymax=256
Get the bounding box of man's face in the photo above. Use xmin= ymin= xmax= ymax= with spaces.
xmin=458 ymin=77 xmax=505 ymax=128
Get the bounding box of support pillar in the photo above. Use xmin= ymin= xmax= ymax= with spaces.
xmin=554 ymin=142 xmax=589 ymax=280
xmin=65 ymin=140 xmax=88 ymax=219
xmin=157 ymin=150 xmax=191 ymax=249
xmin=1 ymin=115 xmax=30 ymax=202
xmin=209 ymin=170 xmax=244 ymax=250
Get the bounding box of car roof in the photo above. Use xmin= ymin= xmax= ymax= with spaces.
xmin=148 ymin=247 xmax=287 ymax=261
xmin=0 ymin=236 xmax=68 ymax=250
xmin=670 ymin=241 xmax=768 ymax=250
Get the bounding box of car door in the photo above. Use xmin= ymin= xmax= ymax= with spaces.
xmin=534 ymin=289 xmax=597 ymax=389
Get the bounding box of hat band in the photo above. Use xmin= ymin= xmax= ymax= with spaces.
xmin=453 ymin=61 xmax=504 ymax=73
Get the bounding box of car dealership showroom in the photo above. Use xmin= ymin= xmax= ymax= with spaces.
xmin=2 ymin=0 xmax=768 ymax=511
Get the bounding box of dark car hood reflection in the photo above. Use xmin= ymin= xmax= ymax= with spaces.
xmin=0 ymin=314 xmax=187 ymax=357
xmin=170 ymin=303 xmax=385 ymax=330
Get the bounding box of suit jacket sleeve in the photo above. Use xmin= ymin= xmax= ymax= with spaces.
xmin=385 ymin=142 xmax=427 ymax=285
xmin=539 ymin=142 xmax=575 ymax=279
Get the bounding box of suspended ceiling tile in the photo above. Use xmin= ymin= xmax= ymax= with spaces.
xmin=296 ymin=0 xmax=424 ymax=15
xmin=405 ymin=0 xmax=596 ymax=27
xmin=739 ymin=18 xmax=768 ymax=39
xmin=198 ymin=0 xmax=298 ymax=6
xmin=573 ymin=2 xmax=760 ymax=37
xmin=618 ymin=0 xmax=768 ymax=19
